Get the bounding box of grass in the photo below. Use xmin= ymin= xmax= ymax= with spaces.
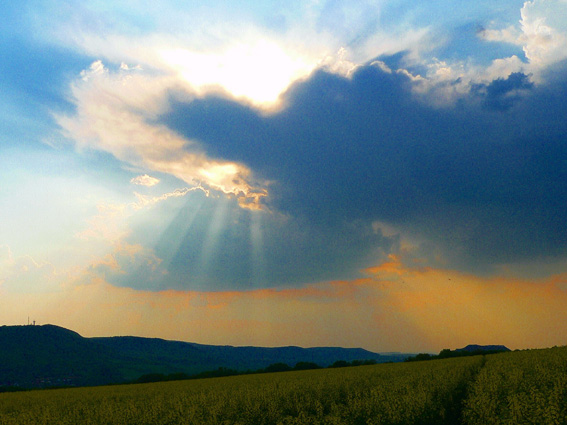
xmin=1 ymin=347 xmax=566 ymax=424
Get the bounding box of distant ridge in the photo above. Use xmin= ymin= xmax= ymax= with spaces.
xmin=0 ymin=324 xmax=123 ymax=388
xmin=456 ymin=344 xmax=510 ymax=353
xmin=0 ymin=324 xmax=410 ymax=389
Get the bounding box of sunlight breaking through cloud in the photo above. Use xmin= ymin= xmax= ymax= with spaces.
xmin=56 ymin=61 xmax=269 ymax=210
xmin=160 ymin=40 xmax=316 ymax=108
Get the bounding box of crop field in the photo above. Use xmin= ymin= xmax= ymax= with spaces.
xmin=462 ymin=346 xmax=567 ymax=425
xmin=0 ymin=347 xmax=566 ymax=425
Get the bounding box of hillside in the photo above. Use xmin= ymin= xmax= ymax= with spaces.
xmin=0 ymin=324 xmax=406 ymax=388
xmin=0 ymin=325 xmax=123 ymax=387
xmin=456 ymin=344 xmax=510 ymax=353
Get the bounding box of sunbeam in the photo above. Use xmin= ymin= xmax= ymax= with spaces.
xmin=249 ymin=209 xmax=266 ymax=287
xmin=151 ymin=191 xmax=208 ymax=276
xmin=196 ymin=196 xmax=232 ymax=289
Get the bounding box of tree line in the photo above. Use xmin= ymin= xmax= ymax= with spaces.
xmin=134 ymin=359 xmax=378 ymax=384
xmin=405 ymin=347 xmax=510 ymax=362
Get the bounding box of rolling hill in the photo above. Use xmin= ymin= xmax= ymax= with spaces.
xmin=0 ymin=324 xmax=408 ymax=388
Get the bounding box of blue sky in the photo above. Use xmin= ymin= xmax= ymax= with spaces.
xmin=1 ymin=0 xmax=567 ymax=351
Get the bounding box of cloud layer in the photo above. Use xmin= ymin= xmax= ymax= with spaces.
xmin=56 ymin=61 xmax=268 ymax=210
xmin=47 ymin=0 xmax=567 ymax=291
xmin=161 ymin=60 xmax=567 ymax=278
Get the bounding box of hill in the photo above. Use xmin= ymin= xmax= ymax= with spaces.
xmin=456 ymin=344 xmax=510 ymax=353
xmin=0 ymin=324 xmax=407 ymax=388
xmin=0 ymin=325 xmax=123 ymax=387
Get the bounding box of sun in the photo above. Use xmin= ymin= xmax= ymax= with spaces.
xmin=160 ymin=39 xmax=315 ymax=108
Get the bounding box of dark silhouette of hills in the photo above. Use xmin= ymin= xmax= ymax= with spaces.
xmin=0 ymin=324 xmax=408 ymax=388
xmin=456 ymin=344 xmax=510 ymax=353
xmin=406 ymin=344 xmax=511 ymax=362
xmin=0 ymin=325 xmax=123 ymax=387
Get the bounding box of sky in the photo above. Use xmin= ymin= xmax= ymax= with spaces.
xmin=1 ymin=0 xmax=567 ymax=353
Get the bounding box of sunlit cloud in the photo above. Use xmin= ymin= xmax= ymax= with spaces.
xmin=56 ymin=61 xmax=268 ymax=210
xmin=132 ymin=187 xmax=208 ymax=210
xmin=160 ymin=40 xmax=316 ymax=108
xmin=42 ymin=1 xmax=434 ymax=107
xmin=402 ymin=0 xmax=567 ymax=105
xmin=130 ymin=174 xmax=160 ymax=187
xmin=519 ymin=0 xmax=567 ymax=68
xmin=474 ymin=0 xmax=567 ymax=82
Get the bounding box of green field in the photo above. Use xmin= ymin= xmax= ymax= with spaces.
xmin=1 ymin=347 xmax=566 ymax=425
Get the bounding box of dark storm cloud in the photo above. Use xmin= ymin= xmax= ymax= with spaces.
xmin=161 ymin=60 xmax=567 ymax=280
xmin=472 ymin=72 xmax=534 ymax=110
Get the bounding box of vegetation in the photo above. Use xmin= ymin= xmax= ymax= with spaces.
xmin=405 ymin=345 xmax=510 ymax=362
xmin=462 ymin=346 xmax=567 ymax=424
xmin=0 ymin=356 xmax=480 ymax=424
xmin=132 ymin=359 xmax=376 ymax=384
xmin=0 ymin=346 xmax=565 ymax=424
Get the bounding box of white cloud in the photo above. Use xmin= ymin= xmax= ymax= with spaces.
xmin=132 ymin=186 xmax=208 ymax=210
xmin=56 ymin=61 xmax=268 ymax=210
xmin=41 ymin=1 xmax=436 ymax=108
xmin=397 ymin=0 xmax=567 ymax=105
xmin=130 ymin=174 xmax=160 ymax=187
xmin=478 ymin=1 xmax=567 ymax=75
xmin=520 ymin=0 xmax=567 ymax=67
xmin=484 ymin=55 xmax=526 ymax=78
xmin=479 ymin=26 xmax=522 ymax=44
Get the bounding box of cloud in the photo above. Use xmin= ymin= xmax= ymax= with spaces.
xmin=413 ymin=0 xmax=567 ymax=104
xmin=41 ymin=0 xmax=434 ymax=104
xmin=472 ymin=72 xmax=534 ymax=110
xmin=159 ymin=40 xmax=317 ymax=107
xmin=44 ymin=1 xmax=567 ymax=291
xmin=479 ymin=26 xmax=522 ymax=45
xmin=130 ymin=174 xmax=160 ymax=187
xmin=161 ymin=59 xmax=567 ymax=279
xmin=132 ymin=187 xmax=207 ymax=210
xmin=96 ymin=193 xmax=391 ymax=291
xmin=520 ymin=0 xmax=567 ymax=68
xmin=478 ymin=0 xmax=567 ymax=75
xmin=85 ymin=241 xmax=166 ymax=291
xmin=56 ymin=61 xmax=268 ymax=210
